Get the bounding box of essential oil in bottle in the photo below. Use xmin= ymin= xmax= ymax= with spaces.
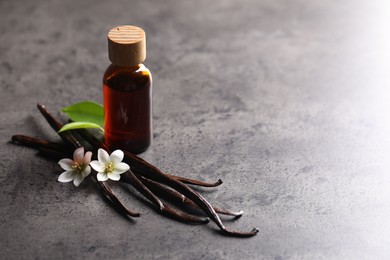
xmin=103 ymin=25 xmax=152 ymax=154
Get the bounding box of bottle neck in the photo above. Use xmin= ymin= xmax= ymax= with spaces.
xmin=111 ymin=63 xmax=143 ymax=70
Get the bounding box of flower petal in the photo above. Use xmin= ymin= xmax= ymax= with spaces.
xmin=58 ymin=171 xmax=75 ymax=182
xmin=82 ymin=166 xmax=91 ymax=178
xmin=90 ymin=160 xmax=105 ymax=172
xmin=113 ymin=162 xmax=130 ymax=174
xmin=98 ymin=148 xmax=110 ymax=164
xmin=73 ymin=174 xmax=84 ymax=187
xmin=110 ymin=150 xmax=124 ymax=164
xmin=97 ymin=172 xmax=109 ymax=181
xmin=73 ymin=147 xmax=84 ymax=163
xmin=58 ymin=159 xmax=74 ymax=171
xmin=83 ymin=151 xmax=92 ymax=165
xmin=108 ymin=172 xmax=121 ymax=181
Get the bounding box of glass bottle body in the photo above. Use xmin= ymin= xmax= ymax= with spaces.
xmin=103 ymin=63 xmax=152 ymax=154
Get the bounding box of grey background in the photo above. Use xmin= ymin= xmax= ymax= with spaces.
xmin=1 ymin=0 xmax=390 ymax=259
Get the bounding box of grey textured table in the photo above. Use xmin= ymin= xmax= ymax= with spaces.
xmin=1 ymin=0 xmax=390 ymax=259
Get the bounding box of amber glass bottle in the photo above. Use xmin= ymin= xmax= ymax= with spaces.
xmin=103 ymin=25 xmax=152 ymax=153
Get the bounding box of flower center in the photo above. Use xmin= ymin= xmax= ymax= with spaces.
xmin=104 ymin=162 xmax=114 ymax=173
xmin=71 ymin=162 xmax=84 ymax=173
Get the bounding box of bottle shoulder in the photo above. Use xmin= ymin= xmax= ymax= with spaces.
xmin=103 ymin=63 xmax=152 ymax=91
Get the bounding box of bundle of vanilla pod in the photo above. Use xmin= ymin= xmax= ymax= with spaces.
xmin=11 ymin=104 xmax=258 ymax=237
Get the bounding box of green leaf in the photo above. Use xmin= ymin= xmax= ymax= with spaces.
xmin=61 ymin=101 xmax=104 ymax=127
xmin=58 ymin=122 xmax=104 ymax=133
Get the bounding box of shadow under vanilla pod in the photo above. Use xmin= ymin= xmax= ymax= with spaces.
xmin=11 ymin=104 xmax=258 ymax=237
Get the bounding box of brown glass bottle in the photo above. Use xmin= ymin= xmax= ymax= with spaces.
xmin=103 ymin=25 xmax=152 ymax=153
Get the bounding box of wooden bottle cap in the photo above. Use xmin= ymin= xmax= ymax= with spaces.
xmin=108 ymin=25 xmax=146 ymax=67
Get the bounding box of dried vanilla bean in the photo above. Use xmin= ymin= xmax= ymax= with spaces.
xmin=37 ymin=104 xmax=81 ymax=149
xmin=137 ymin=174 xmax=243 ymax=217
xmin=121 ymin=171 xmax=209 ymax=224
xmin=166 ymin=174 xmax=223 ymax=187
xmin=12 ymin=135 xmax=66 ymax=153
xmin=99 ymin=180 xmax=141 ymax=218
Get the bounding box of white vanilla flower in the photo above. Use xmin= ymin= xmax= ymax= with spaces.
xmin=58 ymin=147 xmax=92 ymax=186
xmin=90 ymin=148 xmax=130 ymax=181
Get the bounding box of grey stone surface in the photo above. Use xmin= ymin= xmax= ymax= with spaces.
xmin=1 ymin=0 xmax=390 ymax=259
